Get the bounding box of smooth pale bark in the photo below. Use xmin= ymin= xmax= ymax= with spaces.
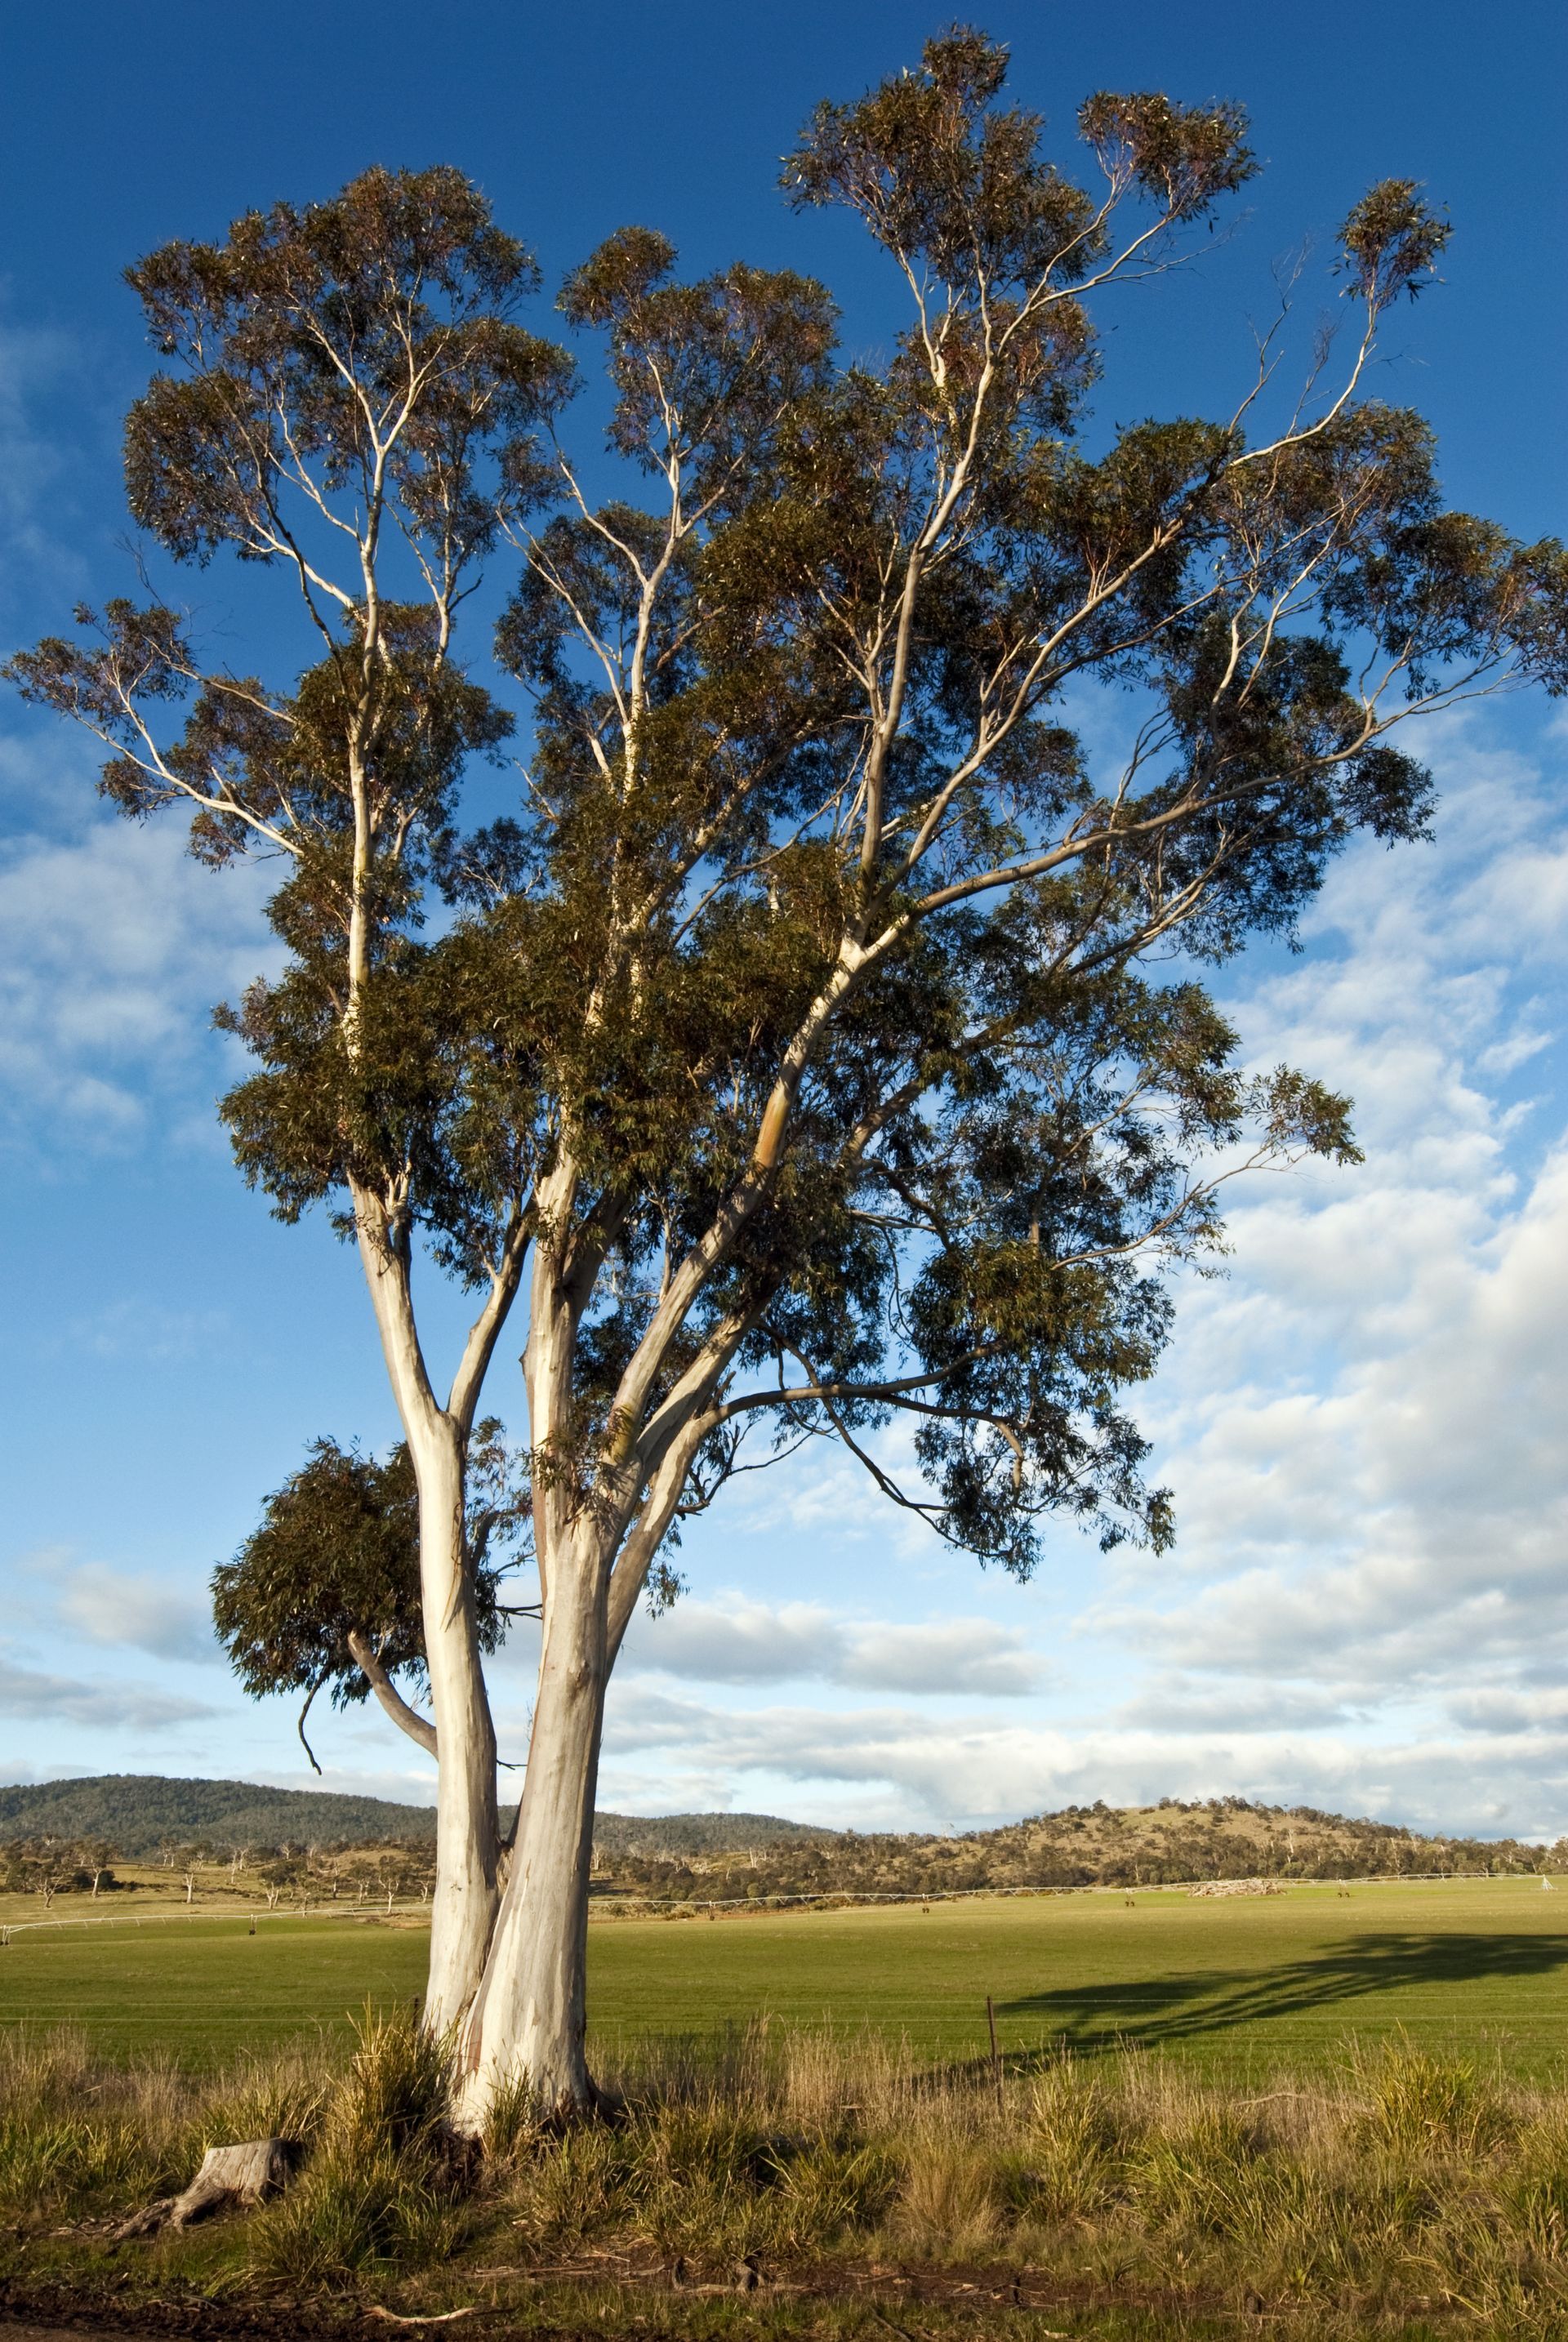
xmin=448 ymin=1359 xmax=721 ymax=2126
xmin=410 ymin=1418 xmax=501 ymax=2037
xmin=454 ymin=1533 xmax=610 ymax=2125
xmin=347 ymin=1629 xmax=439 ymax=1757
xmin=353 ymin=1197 xmax=505 ymax=2033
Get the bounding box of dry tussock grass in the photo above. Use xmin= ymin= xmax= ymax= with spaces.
xmin=5 ymin=2016 xmax=1568 ymax=2326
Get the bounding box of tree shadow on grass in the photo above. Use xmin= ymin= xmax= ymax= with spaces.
xmin=996 ymin=1931 xmax=1568 ymax=2057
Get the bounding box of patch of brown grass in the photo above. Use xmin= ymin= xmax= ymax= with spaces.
xmin=7 ymin=2017 xmax=1568 ymax=2330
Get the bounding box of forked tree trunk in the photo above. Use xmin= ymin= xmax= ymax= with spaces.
xmin=409 ymin=1421 xmax=501 ymax=2035
xmin=453 ymin=1534 xmax=610 ymax=2126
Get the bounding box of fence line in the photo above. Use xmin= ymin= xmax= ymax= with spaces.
xmin=0 ymin=1866 xmax=1550 ymax=1945
xmin=0 ymin=1899 xmax=426 ymax=1943
xmin=589 ymin=1868 xmax=1549 ymax=1917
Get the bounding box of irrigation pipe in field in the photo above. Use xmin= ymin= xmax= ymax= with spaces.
xmin=0 ymin=1869 xmax=1546 ymax=1944
xmin=585 ymin=1869 xmax=1551 ymax=1918
xmin=0 ymin=1901 xmax=426 ymax=1943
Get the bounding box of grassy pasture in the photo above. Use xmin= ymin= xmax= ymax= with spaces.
xmin=4 ymin=1874 xmax=1568 ymax=2076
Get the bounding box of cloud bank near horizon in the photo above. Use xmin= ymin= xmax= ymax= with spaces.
xmin=0 ymin=665 xmax=1562 ymax=1839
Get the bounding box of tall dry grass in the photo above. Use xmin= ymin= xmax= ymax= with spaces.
xmin=6 ymin=2015 xmax=1568 ymax=2323
xmin=247 ymin=2006 xmax=470 ymax=2281
xmin=0 ymin=2021 xmax=328 ymax=2224
xmin=499 ymin=2024 xmax=1568 ymax=2322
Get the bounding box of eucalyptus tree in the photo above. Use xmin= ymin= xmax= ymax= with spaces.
xmin=10 ymin=32 xmax=1565 ymax=2123
xmin=6 ymin=166 xmax=574 ymax=2028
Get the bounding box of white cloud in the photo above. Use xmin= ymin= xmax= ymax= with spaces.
xmin=1050 ymin=713 xmax=1568 ymax=1795
xmin=0 ymin=795 xmax=272 ymax=1148
xmin=241 ymin=1764 xmax=438 ymax=1806
xmin=588 ymin=1679 xmax=1568 ymax=1841
xmin=1106 ymin=1065 xmax=1568 ymax=1702
xmin=0 ymin=316 xmax=96 ymax=617
xmin=1117 ymin=1679 xmax=1370 ymax=1734
xmin=0 ymin=1654 xmax=214 ymax=1731
xmin=9 ymin=1547 xmax=217 ymax=1667
xmin=852 ymin=1620 xmax=1043 ymax=1695
xmin=624 ymin=1593 xmax=1045 ymax=1696
xmin=54 ymin=1562 xmax=216 ymax=1665
xmin=622 ymin=1596 xmax=830 ymax=1684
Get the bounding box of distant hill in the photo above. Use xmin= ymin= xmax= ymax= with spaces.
xmin=4 ymin=1777 xmax=1549 ymax=1889
xmin=602 ymin=1795 xmax=1560 ymax=1902
xmin=0 ymin=1776 xmax=439 ymax=1854
xmin=0 ymin=1776 xmax=834 ymax=1859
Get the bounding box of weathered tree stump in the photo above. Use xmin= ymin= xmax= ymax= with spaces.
xmin=114 ymin=2137 xmax=298 ymax=2238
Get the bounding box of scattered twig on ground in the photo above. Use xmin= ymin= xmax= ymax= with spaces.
xmin=364 ymin=2308 xmax=480 ymax=2326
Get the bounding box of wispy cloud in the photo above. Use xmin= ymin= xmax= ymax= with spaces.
xmin=53 ymin=1562 xmax=217 ymax=1666
xmin=9 ymin=1547 xmax=217 ymax=1667
xmin=52 ymin=1297 xmax=234 ymax=1367
xmin=586 ymin=1682 xmax=1568 ymax=1840
xmin=0 ymin=1654 xmax=214 ymax=1731
xmin=622 ymin=1595 xmax=1045 ymax=1696
xmin=0 ymin=315 xmax=97 ymax=621
xmin=0 ymin=803 xmax=273 ymax=1149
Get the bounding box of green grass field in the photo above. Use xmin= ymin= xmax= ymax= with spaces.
xmin=4 ymin=1877 xmax=1567 ymax=2075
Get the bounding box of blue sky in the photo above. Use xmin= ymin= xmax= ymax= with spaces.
xmin=1 ymin=1 xmax=1564 ymax=1837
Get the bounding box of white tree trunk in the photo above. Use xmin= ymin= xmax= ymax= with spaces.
xmin=412 ymin=1422 xmax=501 ymax=2036
xmin=453 ymin=1534 xmax=609 ymax=2126
xmin=354 ymin=1196 xmax=512 ymax=2038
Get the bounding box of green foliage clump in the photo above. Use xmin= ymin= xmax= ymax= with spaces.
xmin=211 ymin=1423 xmax=528 ymax=1750
xmin=1356 ymin=2037 xmax=1507 ymax=2159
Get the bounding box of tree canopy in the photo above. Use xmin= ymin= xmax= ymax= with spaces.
xmin=8 ymin=28 xmax=1565 ymax=2116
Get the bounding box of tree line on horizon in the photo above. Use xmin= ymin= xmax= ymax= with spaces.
xmin=5 ymin=1792 xmax=1562 ymax=1905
